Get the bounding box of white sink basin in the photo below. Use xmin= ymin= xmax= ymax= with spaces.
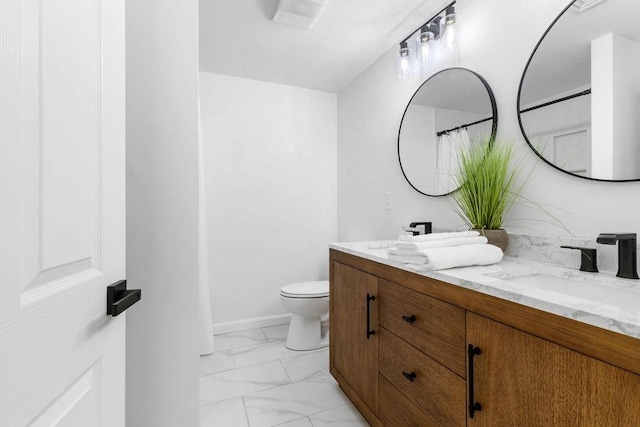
xmin=484 ymin=269 xmax=640 ymax=312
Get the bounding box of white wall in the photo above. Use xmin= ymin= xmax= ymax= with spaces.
xmin=200 ymin=72 xmax=337 ymax=328
xmin=338 ymin=0 xmax=640 ymax=242
xmin=126 ymin=0 xmax=200 ymax=425
xmin=591 ymin=34 xmax=615 ymax=179
xmin=592 ymin=32 xmax=640 ymax=180
xmin=612 ymin=34 xmax=640 ymax=179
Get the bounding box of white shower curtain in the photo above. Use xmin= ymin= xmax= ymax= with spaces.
xmin=198 ymin=98 xmax=215 ymax=355
xmin=435 ymin=128 xmax=470 ymax=194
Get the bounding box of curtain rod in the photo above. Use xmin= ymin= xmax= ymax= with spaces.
xmin=520 ymin=89 xmax=591 ymax=114
xmin=436 ymin=115 xmax=492 ymax=137
xmin=436 ymin=88 xmax=591 ymax=137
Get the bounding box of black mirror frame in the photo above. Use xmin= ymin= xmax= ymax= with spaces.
xmin=517 ymin=0 xmax=640 ymax=183
xmin=398 ymin=67 xmax=498 ymax=197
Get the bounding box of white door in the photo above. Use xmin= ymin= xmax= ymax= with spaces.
xmin=0 ymin=0 xmax=126 ymax=425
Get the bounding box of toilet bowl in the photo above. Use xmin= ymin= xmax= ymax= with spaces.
xmin=280 ymin=281 xmax=329 ymax=351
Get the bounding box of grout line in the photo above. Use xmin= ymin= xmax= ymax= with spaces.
xmin=216 ymin=338 xmax=288 ymax=367
xmin=278 ymin=358 xmax=293 ymax=383
xmin=258 ymin=326 xmax=269 ymax=341
xmin=262 ymin=324 xmax=290 ymax=342
xmin=213 ymin=330 xmax=271 ymax=352
xmin=272 ymin=416 xmax=313 ymax=427
xmin=200 ymin=358 xmax=290 ymax=381
xmin=200 ymin=395 xmax=245 ymax=408
xmin=241 ymin=395 xmax=251 ymax=427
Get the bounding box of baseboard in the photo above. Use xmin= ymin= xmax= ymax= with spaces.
xmin=213 ymin=313 xmax=292 ymax=335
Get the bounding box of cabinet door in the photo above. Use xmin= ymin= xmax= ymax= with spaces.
xmin=330 ymin=262 xmax=378 ymax=414
xmin=467 ymin=313 xmax=640 ymax=426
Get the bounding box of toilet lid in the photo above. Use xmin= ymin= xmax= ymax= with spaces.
xmin=280 ymin=281 xmax=329 ymax=298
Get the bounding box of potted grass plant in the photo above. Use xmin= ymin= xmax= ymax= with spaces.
xmin=450 ymin=135 xmax=526 ymax=252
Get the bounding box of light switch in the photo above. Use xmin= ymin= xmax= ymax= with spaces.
xmin=384 ymin=192 xmax=393 ymax=210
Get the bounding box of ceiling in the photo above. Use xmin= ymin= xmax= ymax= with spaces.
xmin=199 ymin=0 xmax=450 ymax=92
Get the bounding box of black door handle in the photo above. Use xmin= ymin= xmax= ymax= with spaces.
xmin=468 ymin=344 xmax=482 ymax=418
xmin=107 ymin=280 xmax=141 ymax=316
xmin=366 ymin=294 xmax=375 ymax=339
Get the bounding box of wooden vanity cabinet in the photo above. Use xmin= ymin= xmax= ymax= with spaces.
xmin=330 ymin=250 xmax=640 ymax=426
xmin=467 ymin=313 xmax=640 ymax=426
xmin=330 ymin=261 xmax=379 ymax=421
xmin=331 ymin=258 xmax=467 ymax=426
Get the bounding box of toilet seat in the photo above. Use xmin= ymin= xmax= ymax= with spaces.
xmin=280 ymin=281 xmax=329 ymax=299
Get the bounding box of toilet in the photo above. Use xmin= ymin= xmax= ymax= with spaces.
xmin=280 ymin=281 xmax=330 ymax=351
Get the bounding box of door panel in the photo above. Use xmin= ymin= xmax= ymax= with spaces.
xmin=0 ymin=0 xmax=125 ymax=425
xmin=41 ymin=0 xmax=98 ymax=271
xmin=30 ymin=363 xmax=100 ymax=427
xmin=22 ymin=0 xmax=102 ymax=289
xmin=330 ymin=262 xmax=378 ymax=414
xmin=467 ymin=313 xmax=640 ymax=426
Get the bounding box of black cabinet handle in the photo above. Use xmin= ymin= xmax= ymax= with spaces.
xmin=468 ymin=344 xmax=482 ymax=418
xmin=107 ymin=280 xmax=141 ymax=317
xmin=402 ymin=315 xmax=416 ymax=323
xmin=402 ymin=371 xmax=417 ymax=382
xmin=366 ymin=293 xmax=376 ymax=339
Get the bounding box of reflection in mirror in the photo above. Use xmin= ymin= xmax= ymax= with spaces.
xmin=519 ymin=0 xmax=640 ymax=181
xmin=398 ymin=68 xmax=497 ymax=196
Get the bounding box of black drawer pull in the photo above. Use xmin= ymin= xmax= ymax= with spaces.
xmin=468 ymin=344 xmax=482 ymax=418
xmin=366 ymin=294 xmax=376 ymax=339
xmin=402 ymin=315 xmax=416 ymax=323
xmin=402 ymin=371 xmax=417 ymax=382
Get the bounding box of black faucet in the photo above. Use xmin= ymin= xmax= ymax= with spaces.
xmin=560 ymin=246 xmax=598 ymax=273
xmin=596 ymin=233 xmax=639 ymax=279
xmin=407 ymin=222 xmax=432 ymax=236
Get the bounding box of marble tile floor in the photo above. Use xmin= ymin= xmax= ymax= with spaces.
xmin=200 ymin=324 xmax=369 ymax=427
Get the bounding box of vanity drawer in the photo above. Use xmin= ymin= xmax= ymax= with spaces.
xmin=379 ymin=279 xmax=466 ymax=376
xmin=379 ymin=327 xmax=466 ymax=426
xmin=378 ymin=374 xmax=438 ymax=427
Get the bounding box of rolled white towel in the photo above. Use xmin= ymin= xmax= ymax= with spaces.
xmin=401 ymin=244 xmax=504 ymax=272
xmin=398 ymin=230 xmax=480 ymax=242
xmin=393 ymin=236 xmax=488 ymax=252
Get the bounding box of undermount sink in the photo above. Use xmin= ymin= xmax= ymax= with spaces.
xmin=484 ymin=269 xmax=640 ymax=312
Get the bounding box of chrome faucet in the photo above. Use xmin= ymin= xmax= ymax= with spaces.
xmin=596 ymin=233 xmax=639 ymax=279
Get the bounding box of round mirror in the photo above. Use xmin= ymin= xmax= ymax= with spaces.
xmin=398 ymin=68 xmax=498 ymax=196
xmin=519 ymin=0 xmax=640 ymax=181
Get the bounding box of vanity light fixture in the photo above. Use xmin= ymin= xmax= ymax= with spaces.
xmin=416 ymin=21 xmax=439 ymax=66
xmin=398 ymin=1 xmax=459 ymax=79
xmin=397 ymin=41 xmax=414 ymax=79
xmin=440 ymin=5 xmax=460 ymax=53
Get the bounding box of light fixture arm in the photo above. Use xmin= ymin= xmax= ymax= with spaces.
xmin=399 ymin=0 xmax=455 ymax=45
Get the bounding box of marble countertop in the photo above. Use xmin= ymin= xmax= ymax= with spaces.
xmin=330 ymin=241 xmax=640 ymax=340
